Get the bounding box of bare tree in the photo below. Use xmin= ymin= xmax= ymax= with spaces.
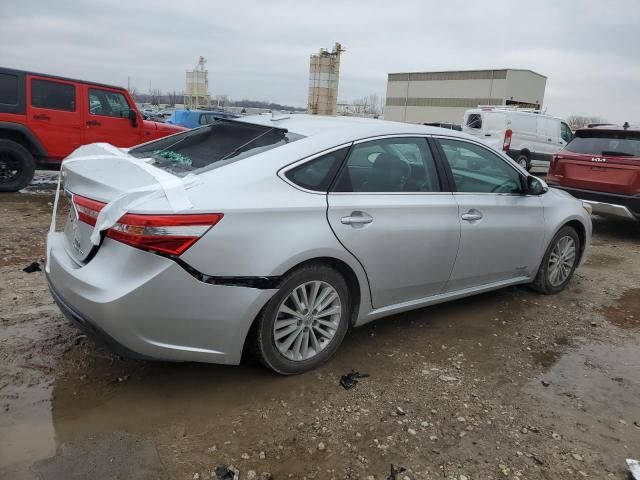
xmin=128 ymin=85 xmax=138 ymax=97
xmin=214 ymin=94 xmax=230 ymax=110
xmin=166 ymin=90 xmax=184 ymax=106
xmin=351 ymin=93 xmax=382 ymax=116
xmin=566 ymin=115 xmax=608 ymax=130
xmin=149 ymin=89 xmax=163 ymax=106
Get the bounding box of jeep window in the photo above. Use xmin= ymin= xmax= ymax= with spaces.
xmin=0 ymin=73 xmax=18 ymax=106
xmin=129 ymin=119 xmax=304 ymax=176
xmin=31 ymin=79 xmax=75 ymax=111
xmin=566 ymin=131 xmax=640 ymax=158
xmin=88 ymin=88 xmax=131 ymax=118
xmin=466 ymin=113 xmax=482 ymax=129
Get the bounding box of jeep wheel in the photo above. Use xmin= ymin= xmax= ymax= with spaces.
xmin=0 ymin=139 xmax=35 ymax=192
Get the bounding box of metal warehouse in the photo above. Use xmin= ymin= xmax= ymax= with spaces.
xmin=384 ymin=68 xmax=547 ymax=124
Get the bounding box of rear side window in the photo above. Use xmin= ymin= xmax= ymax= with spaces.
xmin=285 ymin=147 xmax=349 ymax=192
xmin=566 ymin=131 xmax=640 ymax=157
xmin=129 ymin=120 xmax=304 ymax=176
xmin=0 ymin=73 xmax=18 ymax=105
xmin=31 ymin=79 xmax=75 ymax=111
xmin=466 ymin=113 xmax=482 ymax=129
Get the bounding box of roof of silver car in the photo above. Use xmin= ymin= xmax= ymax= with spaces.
xmin=235 ymin=113 xmax=457 ymax=138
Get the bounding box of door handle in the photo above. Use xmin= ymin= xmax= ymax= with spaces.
xmin=461 ymin=210 xmax=483 ymax=222
xmin=341 ymin=211 xmax=373 ymax=226
xmin=86 ymin=120 xmax=101 ymax=127
xmin=33 ymin=114 xmax=50 ymax=120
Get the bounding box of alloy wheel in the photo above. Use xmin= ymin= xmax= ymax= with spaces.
xmin=547 ymin=235 xmax=576 ymax=287
xmin=273 ymin=281 xmax=342 ymax=361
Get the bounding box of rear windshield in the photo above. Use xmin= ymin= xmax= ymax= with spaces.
xmin=466 ymin=113 xmax=482 ymax=129
xmin=129 ymin=119 xmax=304 ymax=176
xmin=566 ymin=130 xmax=640 ymax=157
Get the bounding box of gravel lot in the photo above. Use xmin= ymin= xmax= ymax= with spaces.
xmin=1 ymin=177 xmax=639 ymax=479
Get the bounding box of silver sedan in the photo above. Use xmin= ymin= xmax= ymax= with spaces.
xmin=46 ymin=115 xmax=592 ymax=374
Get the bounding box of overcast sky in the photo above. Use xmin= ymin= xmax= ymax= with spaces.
xmin=2 ymin=0 xmax=639 ymax=123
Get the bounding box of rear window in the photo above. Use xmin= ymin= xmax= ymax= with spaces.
xmin=0 ymin=73 xmax=18 ymax=105
xmin=566 ymin=131 xmax=640 ymax=158
xmin=129 ymin=119 xmax=304 ymax=176
xmin=466 ymin=113 xmax=482 ymax=129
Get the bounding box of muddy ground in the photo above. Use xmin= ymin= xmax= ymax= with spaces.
xmin=1 ymin=175 xmax=639 ymax=480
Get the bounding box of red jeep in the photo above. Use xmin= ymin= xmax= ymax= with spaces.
xmin=546 ymin=125 xmax=640 ymax=221
xmin=0 ymin=67 xmax=185 ymax=191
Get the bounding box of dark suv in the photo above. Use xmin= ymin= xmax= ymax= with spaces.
xmin=546 ymin=125 xmax=640 ymax=221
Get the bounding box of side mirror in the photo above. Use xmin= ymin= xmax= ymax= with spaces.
xmin=526 ymin=176 xmax=548 ymax=195
xmin=128 ymin=109 xmax=138 ymax=127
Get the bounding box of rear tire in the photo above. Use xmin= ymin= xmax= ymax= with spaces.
xmin=249 ymin=264 xmax=350 ymax=375
xmin=516 ymin=152 xmax=531 ymax=171
xmin=530 ymin=226 xmax=580 ymax=295
xmin=0 ymin=139 xmax=35 ymax=192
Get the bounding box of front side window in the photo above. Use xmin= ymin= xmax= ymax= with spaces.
xmin=334 ymin=138 xmax=440 ymax=193
xmin=438 ymin=139 xmax=522 ymax=194
xmin=31 ymin=79 xmax=75 ymax=111
xmin=88 ymin=88 xmax=131 ymax=118
xmin=561 ymin=122 xmax=573 ymax=142
xmin=285 ymin=147 xmax=349 ymax=192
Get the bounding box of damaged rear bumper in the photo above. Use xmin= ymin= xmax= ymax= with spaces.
xmin=46 ymin=232 xmax=277 ymax=364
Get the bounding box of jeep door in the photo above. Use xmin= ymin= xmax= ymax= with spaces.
xmin=26 ymin=75 xmax=83 ymax=159
xmin=82 ymin=86 xmax=141 ymax=147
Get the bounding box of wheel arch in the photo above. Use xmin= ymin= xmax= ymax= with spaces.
xmin=0 ymin=122 xmax=47 ymax=157
xmin=562 ymin=219 xmax=588 ymax=265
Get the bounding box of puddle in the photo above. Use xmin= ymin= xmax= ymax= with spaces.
xmin=525 ymin=337 xmax=640 ymax=457
xmin=601 ymin=288 xmax=640 ymax=329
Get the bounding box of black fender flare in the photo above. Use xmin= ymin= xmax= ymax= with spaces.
xmin=0 ymin=121 xmax=47 ymax=157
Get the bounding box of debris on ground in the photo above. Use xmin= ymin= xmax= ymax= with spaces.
xmin=339 ymin=370 xmax=370 ymax=390
xmin=386 ymin=463 xmax=407 ymax=480
xmin=22 ymin=261 xmax=41 ymax=273
xmin=628 ymin=459 xmax=640 ymax=480
xmin=215 ymin=465 xmax=239 ymax=480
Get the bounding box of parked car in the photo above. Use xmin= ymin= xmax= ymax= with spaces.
xmin=463 ymin=107 xmax=573 ymax=171
xmin=0 ymin=67 xmax=186 ymax=191
xmin=46 ymin=116 xmax=592 ymax=374
xmin=165 ymin=109 xmax=239 ymax=129
xmin=546 ymin=125 xmax=640 ymax=221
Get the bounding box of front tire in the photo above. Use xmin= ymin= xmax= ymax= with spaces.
xmin=516 ymin=152 xmax=531 ymax=171
xmin=530 ymin=226 xmax=580 ymax=294
xmin=249 ymin=264 xmax=350 ymax=375
xmin=0 ymin=139 xmax=36 ymax=192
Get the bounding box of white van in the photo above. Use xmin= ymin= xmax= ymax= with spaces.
xmin=462 ymin=107 xmax=573 ymax=170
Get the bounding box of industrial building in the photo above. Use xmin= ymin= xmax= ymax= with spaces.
xmin=308 ymin=43 xmax=344 ymax=116
xmin=384 ymin=69 xmax=546 ymax=124
xmin=184 ymin=56 xmax=211 ymax=109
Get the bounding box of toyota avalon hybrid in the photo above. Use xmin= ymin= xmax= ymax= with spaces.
xmin=46 ymin=115 xmax=592 ymax=374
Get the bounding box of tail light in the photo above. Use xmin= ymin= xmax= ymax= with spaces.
xmin=72 ymin=194 xmax=222 ymax=256
xmin=502 ymin=129 xmax=512 ymax=152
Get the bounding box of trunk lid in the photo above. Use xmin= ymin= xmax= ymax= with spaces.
xmin=57 ymin=144 xmax=167 ymax=264
xmin=551 ymin=129 xmax=640 ymax=196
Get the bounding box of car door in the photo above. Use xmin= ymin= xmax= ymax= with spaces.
xmin=327 ymin=136 xmax=460 ymax=309
xmin=434 ymin=137 xmax=545 ymax=292
xmin=83 ymin=86 xmax=141 ymax=147
xmin=26 ymin=75 xmax=83 ymax=159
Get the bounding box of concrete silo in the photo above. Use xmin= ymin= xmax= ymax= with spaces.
xmin=184 ymin=56 xmax=211 ymax=109
xmin=308 ymin=43 xmax=344 ymax=116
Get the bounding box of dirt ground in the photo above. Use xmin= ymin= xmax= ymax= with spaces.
xmin=1 ymin=175 xmax=639 ymax=480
